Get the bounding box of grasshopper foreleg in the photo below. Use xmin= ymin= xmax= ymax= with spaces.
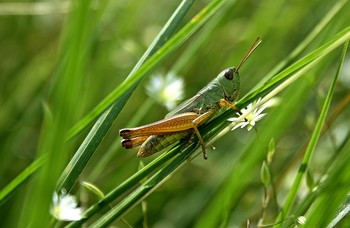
xmin=219 ymin=99 xmax=248 ymax=122
xmin=219 ymin=99 xmax=241 ymax=113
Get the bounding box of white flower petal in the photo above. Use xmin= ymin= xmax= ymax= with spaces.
xmin=145 ymin=72 xmax=185 ymax=110
xmin=59 ymin=207 xmax=83 ymax=221
xmin=240 ymin=122 xmax=249 ymax=128
xmin=228 ymin=97 xmax=271 ymax=131
xmin=52 ymin=192 xmax=59 ymax=206
xmin=60 ymin=195 xmax=78 ymax=208
xmin=51 ymin=191 xmax=84 ymax=222
xmin=255 ymin=106 xmax=267 ymax=116
xmin=255 ymin=113 xmax=267 ymax=122
xmin=231 ymin=122 xmax=247 ymax=131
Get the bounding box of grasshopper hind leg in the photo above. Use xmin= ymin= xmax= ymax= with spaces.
xmin=180 ymin=131 xmax=208 ymax=159
xmin=133 ymin=125 xmax=208 ymax=160
xmin=137 ymin=131 xmax=191 ymax=157
xmin=137 ymin=135 xmax=160 ymax=157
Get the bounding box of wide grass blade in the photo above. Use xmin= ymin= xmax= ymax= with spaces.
xmin=67 ymin=143 xmax=184 ymax=227
xmin=240 ymin=26 xmax=350 ymax=108
xmin=300 ymin=41 xmax=349 ymax=227
xmin=67 ymin=0 xmax=227 ymax=139
xmin=0 ymin=156 xmax=45 ymax=205
xmin=19 ymin=1 xmax=96 ymax=226
xmin=90 ymin=144 xmax=196 ymax=227
xmin=56 ymin=0 xmax=196 ymax=193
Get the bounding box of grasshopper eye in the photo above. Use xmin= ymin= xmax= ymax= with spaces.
xmin=224 ymin=69 xmax=234 ymax=80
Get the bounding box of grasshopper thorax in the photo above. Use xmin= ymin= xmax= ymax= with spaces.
xmin=217 ymin=67 xmax=240 ymax=102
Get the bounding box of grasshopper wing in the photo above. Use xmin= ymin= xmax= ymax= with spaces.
xmin=165 ymin=94 xmax=202 ymax=118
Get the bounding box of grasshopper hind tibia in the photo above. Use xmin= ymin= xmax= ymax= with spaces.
xmin=121 ymin=139 xmax=134 ymax=149
xmin=119 ymin=129 xmax=132 ymax=138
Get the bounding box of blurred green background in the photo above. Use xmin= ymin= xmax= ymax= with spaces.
xmin=1 ymin=0 xmax=350 ymax=227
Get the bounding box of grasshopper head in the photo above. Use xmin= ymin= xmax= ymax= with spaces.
xmin=218 ymin=37 xmax=262 ymax=102
xmin=218 ymin=67 xmax=240 ymax=102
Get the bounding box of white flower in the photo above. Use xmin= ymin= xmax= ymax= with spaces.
xmin=228 ymin=98 xmax=268 ymax=131
xmin=51 ymin=190 xmax=83 ymax=221
xmin=296 ymin=216 xmax=306 ymax=226
xmin=145 ymin=72 xmax=185 ymax=110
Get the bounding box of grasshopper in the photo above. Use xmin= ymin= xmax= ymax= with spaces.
xmin=120 ymin=38 xmax=261 ymax=159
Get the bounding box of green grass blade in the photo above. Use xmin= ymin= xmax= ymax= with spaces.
xmin=56 ymin=0 xmax=196 ymax=193
xmin=171 ymin=0 xmax=238 ymax=73
xmin=89 ymin=98 xmax=155 ymax=180
xmin=66 ymin=0 xmax=227 ymax=139
xmin=251 ymin=0 xmax=348 ymax=89
xmin=301 ymin=41 xmax=349 ymax=227
xmin=19 ymin=2 xmax=96 ymax=226
xmin=0 ymin=156 xmax=45 ymax=205
xmin=328 ymin=186 xmax=350 ymax=227
xmin=239 ymin=25 xmax=350 ymax=108
xmin=67 ymin=144 xmax=184 ymax=227
xmin=283 ymin=132 xmax=350 ymax=227
xmin=274 ymin=41 xmax=348 ymax=227
xmin=203 ymin=26 xmax=350 ymax=137
xmin=90 ymin=144 xmax=197 ymax=227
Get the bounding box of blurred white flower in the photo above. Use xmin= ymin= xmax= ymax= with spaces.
xmin=145 ymin=72 xmax=185 ymax=110
xmin=51 ymin=190 xmax=83 ymax=221
xmin=296 ymin=216 xmax=306 ymax=226
xmin=228 ymin=98 xmax=278 ymax=131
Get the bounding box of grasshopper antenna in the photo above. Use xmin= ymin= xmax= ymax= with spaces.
xmin=234 ymin=37 xmax=262 ymax=74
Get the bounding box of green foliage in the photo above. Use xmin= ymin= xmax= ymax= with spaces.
xmin=0 ymin=0 xmax=350 ymax=227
